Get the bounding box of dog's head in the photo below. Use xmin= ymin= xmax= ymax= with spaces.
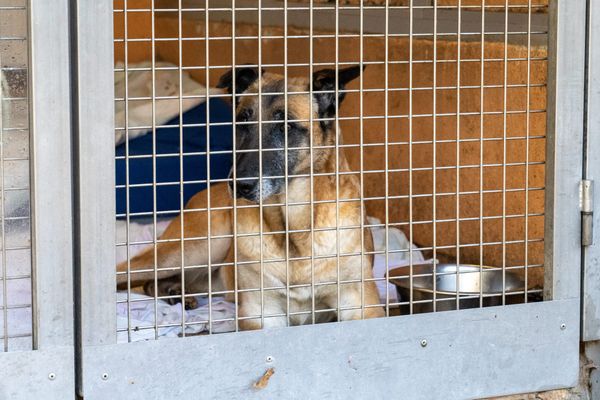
xmin=217 ymin=65 xmax=364 ymax=203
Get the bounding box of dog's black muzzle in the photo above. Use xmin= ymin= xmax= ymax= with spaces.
xmin=229 ymin=178 xmax=259 ymax=201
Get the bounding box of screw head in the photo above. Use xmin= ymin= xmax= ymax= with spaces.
xmin=266 ymin=356 xmax=274 ymax=363
xmin=560 ymin=323 xmax=566 ymax=330
xmin=48 ymin=373 xmax=56 ymax=381
xmin=420 ymin=339 xmax=428 ymax=347
xmin=101 ymin=373 xmax=109 ymax=380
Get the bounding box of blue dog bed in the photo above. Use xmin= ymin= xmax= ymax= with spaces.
xmin=115 ymin=99 xmax=233 ymax=217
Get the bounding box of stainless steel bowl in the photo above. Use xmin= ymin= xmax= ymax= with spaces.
xmin=387 ymin=263 xmax=525 ymax=313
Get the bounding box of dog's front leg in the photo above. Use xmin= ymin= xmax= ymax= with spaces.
xmin=238 ymin=291 xmax=288 ymax=331
xmin=325 ymin=282 xmax=385 ymax=321
xmin=115 ymin=182 xmax=232 ymax=288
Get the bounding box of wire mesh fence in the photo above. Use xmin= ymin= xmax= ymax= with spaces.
xmin=0 ymin=0 xmax=32 ymax=352
xmin=113 ymin=0 xmax=547 ymax=341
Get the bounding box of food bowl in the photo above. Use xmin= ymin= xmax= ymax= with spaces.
xmin=387 ymin=263 xmax=526 ymax=314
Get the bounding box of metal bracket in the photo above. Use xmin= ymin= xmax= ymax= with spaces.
xmin=581 ymin=180 xmax=594 ymax=246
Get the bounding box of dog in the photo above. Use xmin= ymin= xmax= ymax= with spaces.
xmin=116 ymin=65 xmax=385 ymax=329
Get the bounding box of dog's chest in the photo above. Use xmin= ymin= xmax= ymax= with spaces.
xmin=236 ymin=230 xmax=362 ymax=286
xmin=233 ymin=191 xmax=365 ymax=288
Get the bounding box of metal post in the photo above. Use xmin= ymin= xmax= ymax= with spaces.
xmin=29 ymin=0 xmax=74 ymax=350
xmin=544 ymin=0 xmax=586 ymax=301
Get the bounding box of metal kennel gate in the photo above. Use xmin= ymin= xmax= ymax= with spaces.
xmin=74 ymin=0 xmax=585 ymax=399
xmin=0 ymin=0 xmax=594 ymax=399
xmin=0 ymin=0 xmax=75 ymax=398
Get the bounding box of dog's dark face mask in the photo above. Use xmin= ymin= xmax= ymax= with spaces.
xmin=217 ymin=65 xmax=364 ymax=203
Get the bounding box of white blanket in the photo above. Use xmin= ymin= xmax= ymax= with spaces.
xmin=368 ymin=216 xmax=431 ymax=303
xmin=116 ymin=293 xmax=236 ymax=342
xmin=115 ymin=219 xmax=239 ymax=341
xmin=113 ymin=217 xmax=430 ymax=341
xmin=114 ymin=61 xmax=222 ymax=146
xmin=2 ymin=217 xmax=428 ymax=345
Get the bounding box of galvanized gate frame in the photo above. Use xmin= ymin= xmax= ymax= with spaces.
xmin=584 ymin=0 xmax=600 ymax=344
xmin=0 ymin=1 xmax=75 ymax=399
xmin=70 ymin=1 xmax=586 ymax=399
xmin=584 ymin=0 xmax=600 ymax=396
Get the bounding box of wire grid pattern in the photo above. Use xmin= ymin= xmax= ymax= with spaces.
xmin=114 ymin=0 xmax=547 ymax=340
xmin=0 ymin=0 xmax=32 ymax=351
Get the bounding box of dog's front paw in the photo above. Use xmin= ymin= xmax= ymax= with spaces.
xmin=183 ymin=296 xmax=198 ymax=310
xmin=165 ymin=286 xmax=199 ymax=310
xmin=143 ymin=279 xmax=199 ymax=310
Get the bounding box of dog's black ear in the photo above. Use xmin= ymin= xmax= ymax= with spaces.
xmin=312 ymin=65 xmax=365 ymax=126
xmin=216 ymin=66 xmax=262 ymax=97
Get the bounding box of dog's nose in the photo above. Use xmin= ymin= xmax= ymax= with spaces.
xmin=235 ymin=180 xmax=256 ymax=199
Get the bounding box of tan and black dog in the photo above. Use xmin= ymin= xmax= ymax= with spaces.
xmin=116 ymin=66 xmax=385 ymax=329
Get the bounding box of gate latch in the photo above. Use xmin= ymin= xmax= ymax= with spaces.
xmin=581 ymin=180 xmax=594 ymax=246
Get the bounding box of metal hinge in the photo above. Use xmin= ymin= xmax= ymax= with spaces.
xmin=581 ymin=179 xmax=594 ymax=246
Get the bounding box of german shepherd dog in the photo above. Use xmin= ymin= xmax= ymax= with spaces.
xmin=116 ymin=65 xmax=385 ymax=329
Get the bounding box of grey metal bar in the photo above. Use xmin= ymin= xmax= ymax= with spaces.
xmin=454 ymin=0 xmax=462 ymax=310
xmin=478 ymin=0 xmax=486 ymax=309
xmin=501 ymin=0 xmax=508 ymax=306
xmin=112 ymin=59 xmax=549 ymax=70
xmin=544 ymin=0 xmax=586 ymax=301
xmin=258 ymin=0 xmax=265 ymax=329
xmin=73 ymin=0 xmax=116 ymax=348
xmin=116 ymin=3 xmax=548 ymax=12
xmin=583 ymin=0 xmax=600 ymax=342
xmin=432 ymin=0 xmax=439 ymax=312
xmin=150 ymin=0 xmax=160 ymax=341
xmin=124 ymin=0 xmax=135 ymax=342
xmin=203 ymin=0 xmax=213 ymax=335
xmin=308 ymin=0 xmax=316 ymax=325
xmin=29 ymin=0 xmax=74 ymax=350
xmin=0 ymin=0 xmax=76 ymax=394
xmin=407 ymin=0 xmax=413 ymax=315
xmin=231 ymin=0 xmax=240 ymax=332
xmin=283 ymin=0 xmax=291 ymax=326
xmin=359 ymin=0 xmax=365 ymax=318
xmin=334 ymin=0 xmax=341 ymax=320
xmin=1 ymin=44 xmax=10 ymax=352
xmin=82 ymin=299 xmax=579 ymax=400
xmin=524 ymin=0 xmax=533 ymax=303
xmin=384 ymin=0 xmax=391 ymax=315
xmin=0 ymin=347 xmax=75 ymax=400
xmin=179 ymin=0 xmax=188 ymax=335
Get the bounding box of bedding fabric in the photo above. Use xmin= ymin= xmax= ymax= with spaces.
xmin=115 ymin=98 xmax=233 ymax=217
